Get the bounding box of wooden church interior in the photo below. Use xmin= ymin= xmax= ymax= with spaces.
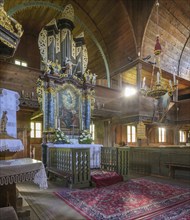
xmin=0 ymin=0 xmax=190 ymax=219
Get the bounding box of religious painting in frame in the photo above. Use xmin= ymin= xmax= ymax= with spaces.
xmin=56 ymin=84 xmax=82 ymax=135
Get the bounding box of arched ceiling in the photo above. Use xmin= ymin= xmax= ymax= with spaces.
xmin=2 ymin=0 xmax=190 ymax=88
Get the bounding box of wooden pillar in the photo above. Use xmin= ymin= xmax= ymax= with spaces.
xmin=136 ymin=63 xmax=142 ymax=90
xmin=118 ymin=74 xmax=123 ymax=90
xmin=173 ymin=126 xmax=179 ymax=145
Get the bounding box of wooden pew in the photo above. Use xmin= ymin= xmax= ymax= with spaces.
xmin=165 ymin=163 xmax=190 ymax=178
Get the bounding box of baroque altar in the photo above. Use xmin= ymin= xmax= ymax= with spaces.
xmin=37 ymin=4 xmax=96 ymax=143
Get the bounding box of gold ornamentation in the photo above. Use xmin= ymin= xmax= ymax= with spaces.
xmin=59 ymin=4 xmax=74 ymax=22
xmin=55 ymin=33 xmax=60 ymax=53
xmin=38 ymin=29 xmax=47 ymax=62
xmin=36 ymin=78 xmax=44 ymax=108
xmin=60 ymin=29 xmax=67 ymax=42
xmin=0 ymin=3 xmax=23 ymax=48
xmin=72 ymin=39 xmax=76 ymax=59
xmin=48 ymin=36 xmax=54 ymax=47
xmin=82 ymin=45 xmax=88 ymax=73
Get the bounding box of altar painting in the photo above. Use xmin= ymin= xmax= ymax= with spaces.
xmin=58 ymin=86 xmax=81 ymax=133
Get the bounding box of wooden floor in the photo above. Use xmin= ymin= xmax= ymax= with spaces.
xmin=17 ymin=174 xmax=190 ymax=220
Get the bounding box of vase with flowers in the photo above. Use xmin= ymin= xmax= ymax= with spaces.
xmin=78 ymin=130 xmax=93 ymax=144
xmin=54 ymin=129 xmax=70 ymax=144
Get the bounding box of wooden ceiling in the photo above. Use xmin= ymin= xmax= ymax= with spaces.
xmin=2 ymin=0 xmax=190 ymax=92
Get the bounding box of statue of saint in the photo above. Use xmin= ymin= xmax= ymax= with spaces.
xmin=0 ymin=111 xmax=8 ymax=133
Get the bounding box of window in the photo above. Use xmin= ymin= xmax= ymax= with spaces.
xmin=15 ymin=59 xmax=28 ymax=67
xmin=127 ymin=125 xmax=136 ymax=143
xmin=30 ymin=122 xmax=42 ymax=138
xmin=179 ymin=130 xmax=186 ymax=142
xmin=158 ymin=127 xmax=166 ymax=142
xmin=90 ymin=123 xmax=95 ymax=141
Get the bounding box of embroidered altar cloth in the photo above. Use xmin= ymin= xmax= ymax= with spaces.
xmin=0 ymin=139 xmax=24 ymax=152
xmin=0 ymin=158 xmax=48 ymax=189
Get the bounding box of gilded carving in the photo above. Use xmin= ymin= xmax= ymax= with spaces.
xmin=0 ymin=3 xmax=23 ymax=48
xmin=59 ymin=4 xmax=74 ymax=22
xmin=55 ymin=33 xmax=60 ymax=53
xmin=60 ymin=29 xmax=67 ymax=42
xmin=38 ymin=29 xmax=47 ymax=62
xmin=82 ymin=46 xmax=88 ymax=73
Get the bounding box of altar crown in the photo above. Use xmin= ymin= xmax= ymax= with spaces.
xmin=59 ymin=4 xmax=74 ymax=22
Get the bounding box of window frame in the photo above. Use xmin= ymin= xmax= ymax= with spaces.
xmin=30 ymin=121 xmax=42 ymax=138
xmin=127 ymin=125 xmax=136 ymax=143
xmin=179 ymin=130 xmax=186 ymax=143
xmin=158 ymin=127 xmax=166 ymax=143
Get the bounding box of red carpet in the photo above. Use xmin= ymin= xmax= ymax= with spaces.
xmin=91 ymin=170 xmax=123 ymax=187
xmin=54 ymin=178 xmax=190 ymax=220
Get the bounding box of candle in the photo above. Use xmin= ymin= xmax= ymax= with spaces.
xmin=58 ymin=119 xmax=60 ymax=129
xmin=169 ymin=80 xmax=172 ymax=88
xmin=173 ymin=74 xmax=176 ymax=84
xmin=142 ymin=77 xmax=146 ymax=89
xmin=157 ymin=72 xmax=160 ymax=84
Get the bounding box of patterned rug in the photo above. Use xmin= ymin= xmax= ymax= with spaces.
xmin=54 ymin=178 xmax=190 ymax=220
xmin=91 ymin=169 xmax=123 ymax=187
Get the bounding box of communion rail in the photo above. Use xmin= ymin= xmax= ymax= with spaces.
xmin=47 ymin=147 xmax=90 ymax=188
xmin=101 ymin=147 xmax=129 ymax=179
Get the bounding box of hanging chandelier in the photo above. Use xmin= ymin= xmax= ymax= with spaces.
xmin=141 ymin=0 xmax=178 ymax=99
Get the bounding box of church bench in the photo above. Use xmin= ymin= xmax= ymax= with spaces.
xmin=165 ymin=163 xmax=190 ymax=178
xmin=47 ymin=167 xmax=72 ymax=182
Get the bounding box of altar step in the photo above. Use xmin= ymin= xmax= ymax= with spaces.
xmin=90 ymin=169 xmax=123 ymax=187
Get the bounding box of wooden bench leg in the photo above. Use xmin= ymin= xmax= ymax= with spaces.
xmin=0 ymin=183 xmax=16 ymax=210
xmin=168 ymin=166 xmax=175 ymax=178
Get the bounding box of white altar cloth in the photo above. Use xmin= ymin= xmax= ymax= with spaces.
xmin=0 ymin=158 xmax=48 ymax=189
xmin=47 ymin=143 xmax=102 ymax=168
xmin=0 ymin=139 xmax=24 ymax=152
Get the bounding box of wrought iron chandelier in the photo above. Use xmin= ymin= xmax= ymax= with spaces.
xmin=141 ymin=0 xmax=178 ymax=99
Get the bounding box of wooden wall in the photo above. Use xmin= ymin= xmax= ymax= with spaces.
xmin=7 ymin=33 xmax=41 ymax=69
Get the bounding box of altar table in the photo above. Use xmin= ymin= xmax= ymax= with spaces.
xmin=0 ymin=158 xmax=48 ymax=209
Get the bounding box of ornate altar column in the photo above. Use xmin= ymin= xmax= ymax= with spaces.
xmin=44 ymin=19 xmax=58 ymax=63
xmin=57 ymin=6 xmax=75 ymax=66
xmin=43 ymin=80 xmax=56 ymax=133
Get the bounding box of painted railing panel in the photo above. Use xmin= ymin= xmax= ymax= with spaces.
xmin=101 ymin=147 xmax=129 ymax=178
xmin=47 ymin=147 xmax=90 ymax=188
